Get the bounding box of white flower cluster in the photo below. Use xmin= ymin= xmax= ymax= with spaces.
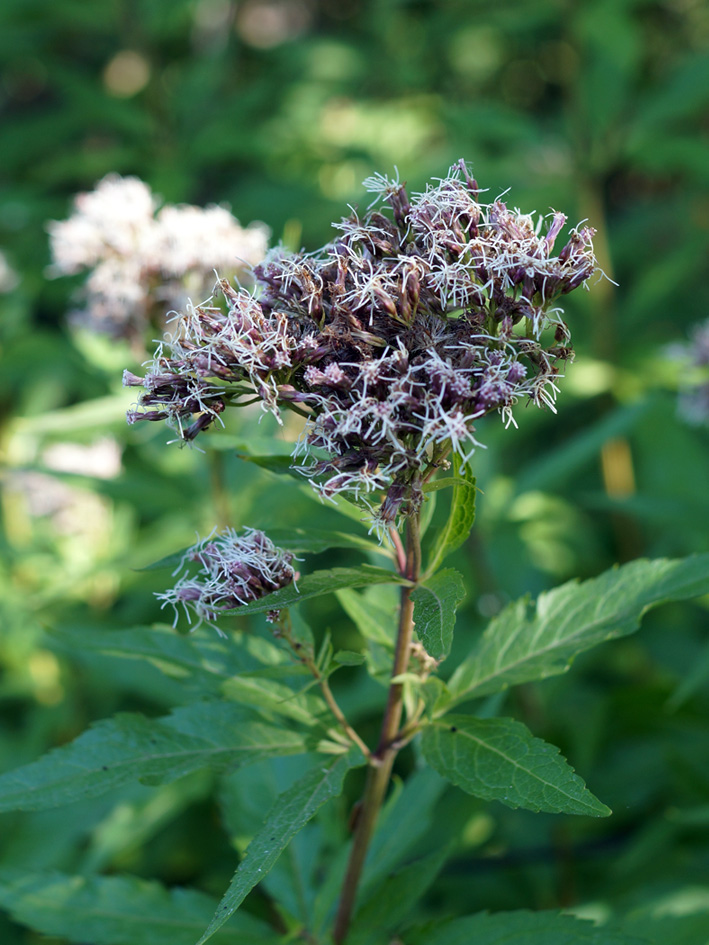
xmin=157 ymin=527 xmax=297 ymax=631
xmin=48 ymin=174 xmax=269 ymax=338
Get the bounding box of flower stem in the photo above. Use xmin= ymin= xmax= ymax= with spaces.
xmin=333 ymin=512 xmax=421 ymax=944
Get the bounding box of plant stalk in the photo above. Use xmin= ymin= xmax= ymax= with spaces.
xmin=332 ymin=512 xmax=421 ymax=944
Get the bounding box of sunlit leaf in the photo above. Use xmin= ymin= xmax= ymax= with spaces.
xmin=447 ymin=554 xmax=709 ymax=706
xmin=411 ymin=568 xmax=465 ymax=660
xmin=0 ymin=703 xmax=311 ymax=812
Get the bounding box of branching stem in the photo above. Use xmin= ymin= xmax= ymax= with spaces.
xmin=333 ymin=511 xmax=422 ymax=944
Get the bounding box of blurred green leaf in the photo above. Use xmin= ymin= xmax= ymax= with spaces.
xmin=407 ymin=910 xmax=651 ymax=944
xmin=348 ymin=844 xmax=451 ymax=945
xmin=336 ymin=587 xmax=396 ymax=648
xmin=0 ymin=870 xmax=279 ymax=945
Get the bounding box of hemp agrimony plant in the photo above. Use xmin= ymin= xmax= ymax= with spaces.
xmin=3 ymin=162 xmax=709 ymax=945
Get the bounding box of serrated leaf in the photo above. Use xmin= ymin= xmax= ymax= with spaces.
xmin=426 ymin=457 xmax=476 ymax=575
xmin=447 ymin=554 xmax=709 ymax=707
xmin=407 ymin=909 xmax=652 ymax=945
xmin=421 ymin=716 xmax=610 ymax=817
xmin=0 ymin=870 xmax=279 ymax=945
xmin=411 ymin=569 xmax=466 ymax=660
xmin=196 ymin=750 xmax=364 ymax=944
xmin=336 ymin=588 xmax=395 ymax=647
xmin=0 ymin=703 xmax=310 ymax=812
xmin=228 ymin=565 xmax=408 ymax=615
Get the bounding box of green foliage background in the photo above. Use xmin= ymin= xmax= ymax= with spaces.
xmin=1 ymin=0 xmax=709 ymax=941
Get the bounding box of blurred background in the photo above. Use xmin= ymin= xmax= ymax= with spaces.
xmin=1 ymin=0 xmax=709 ymax=941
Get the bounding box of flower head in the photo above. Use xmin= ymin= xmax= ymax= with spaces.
xmin=127 ymin=161 xmax=598 ymax=534
xmin=157 ymin=528 xmax=297 ymax=631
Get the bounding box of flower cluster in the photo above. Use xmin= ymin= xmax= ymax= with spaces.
xmin=126 ymin=161 xmax=597 ymax=533
xmin=48 ymin=174 xmax=269 ymax=339
xmin=670 ymin=318 xmax=709 ymax=426
xmin=158 ymin=528 xmax=297 ymax=630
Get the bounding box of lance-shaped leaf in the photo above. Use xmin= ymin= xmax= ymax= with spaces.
xmin=221 ymin=675 xmax=326 ymax=726
xmin=411 ymin=569 xmax=466 ymax=660
xmin=426 ymin=457 xmax=476 ymax=575
xmin=336 ymin=587 xmax=396 ymax=647
xmin=228 ymin=565 xmax=409 ymax=616
xmin=421 ymin=716 xmax=610 ymax=816
xmin=347 ymin=845 xmax=451 ymax=945
xmin=0 ymin=870 xmax=280 ymax=945
xmin=266 ymin=527 xmax=388 ymax=557
xmin=49 ymin=624 xmax=266 ymax=694
xmin=407 ymin=909 xmax=652 ymax=945
xmin=0 ymin=702 xmax=311 ymax=812
xmin=447 ymin=554 xmax=709 ymax=707
xmin=196 ymin=749 xmax=364 ymax=945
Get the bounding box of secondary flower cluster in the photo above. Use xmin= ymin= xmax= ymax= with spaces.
xmin=48 ymin=174 xmax=268 ymax=339
xmin=671 ymin=318 xmax=709 ymax=426
xmin=126 ymin=161 xmax=597 ymax=532
xmin=158 ymin=528 xmax=297 ymax=630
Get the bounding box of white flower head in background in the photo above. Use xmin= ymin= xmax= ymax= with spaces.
xmin=48 ymin=174 xmax=269 ymax=340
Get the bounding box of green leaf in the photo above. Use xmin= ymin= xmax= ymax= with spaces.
xmin=137 ymin=548 xmax=190 ymax=571
xmin=235 ymin=451 xmax=303 ymax=479
xmin=620 ymin=912 xmax=709 ymax=945
xmin=0 ymin=870 xmax=279 ymax=945
xmin=666 ymin=636 xmax=709 ymax=711
xmin=347 ymin=845 xmax=451 ymax=945
xmin=297 ymin=484 xmax=371 ymax=524
xmin=422 ymin=476 xmax=471 ymax=493
xmin=311 ymin=767 xmax=447 ymax=935
xmin=49 ymin=624 xmax=265 ymax=695
xmin=407 ymin=909 xmax=652 ymax=945
xmin=196 ymin=750 xmax=364 ymax=944
xmin=0 ymin=702 xmax=311 ymax=812
xmin=411 ymin=568 xmax=466 ymax=660
xmin=421 ymin=716 xmax=610 ymax=817
xmin=447 ymin=554 xmax=709 ymax=707
xmin=333 ymin=650 xmax=366 ymax=666
xmin=266 ymin=527 xmax=389 ymax=557
xmin=229 ymin=565 xmax=408 ymax=615
xmin=426 ymin=457 xmax=476 ymax=575
xmin=221 ymin=675 xmax=325 ymax=726
xmin=336 ymin=587 xmax=396 ymax=647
